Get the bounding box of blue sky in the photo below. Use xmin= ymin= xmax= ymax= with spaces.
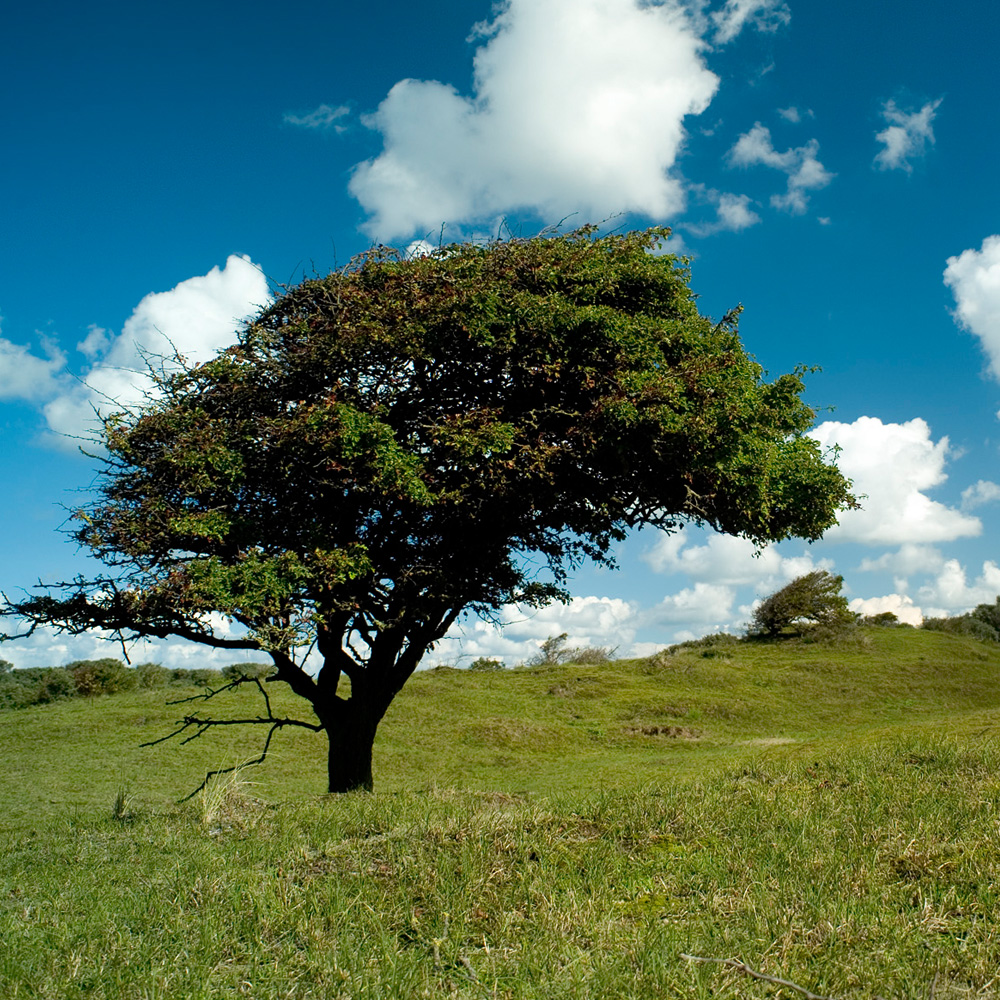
xmin=2 ymin=0 xmax=1000 ymax=668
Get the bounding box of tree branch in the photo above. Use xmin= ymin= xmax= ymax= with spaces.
xmin=140 ymin=674 xmax=324 ymax=801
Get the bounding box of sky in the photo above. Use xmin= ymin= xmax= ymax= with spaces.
xmin=2 ymin=0 xmax=1000 ymax=669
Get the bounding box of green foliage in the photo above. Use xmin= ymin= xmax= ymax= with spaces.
xmin=467 ymin=656 xmax=506 ymax=671
xmin=527 ymin=632 xmax=617 ymax=666
xmin=66 ymin=658 xmax=137 ymax=697
xmin=921 ymin=596 xmax=1000 ymax=643
xmin=748 ymin=570 xmax=855 ymax=638
xmin=0 ymin=666 xmax=78 ymax=709
xmin=861 ymin=611 xmax=906 ymax=627
xmin=221 ymin=662 xmax=277 ymax=681
xmin=3 ymin=227 xmax=854 ymax=792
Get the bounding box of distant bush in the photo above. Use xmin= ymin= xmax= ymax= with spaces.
xmin=748 ymin=571 xmax=855 ymax=639
xmin=0 ymin=666 xmax=77 ymax=709
xmin=0 ymin=658 xmax=234 ymax=712
xmin=135 ymin=662 xmax=170 ymax=689
xmin=922 ymin=613 xmax=999 ymax=643
xmin=66 ymin=659 xmax=137 ymax=697
xmin=468 ymin=657 xmax=506 ymax=671
xmin=169 ymin=667 xmax=222 ymax=687
xmin=221 ymin=662 xmax=276 ymax=681
xmin=528 ymin=633 xmax=618 ymax=667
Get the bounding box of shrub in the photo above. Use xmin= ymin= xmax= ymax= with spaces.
xmin=221 ymin=662 xmax=276 ymax=681
xmin=66 ymin=658 xmax=137 ymax=696
xmin=34 ymin=668 xmax=76 ymax=703
xmin=922 ymin=614 xmax=999 ymax=642
xmin=749 ymin=571 xmax=855 ymax=638
xmin=528 ymin=633 xmax=618 ymax=667
xmin=135 ymin=662 xmax=169 ymax=689
xmin=468 ymin=657 xmax=506 ymax=671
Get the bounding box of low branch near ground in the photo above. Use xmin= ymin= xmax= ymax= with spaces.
xmin=140 ymin=673 xmax=324 ymax=801
xmin=681 ymin=954 xmax=835 ymax=1000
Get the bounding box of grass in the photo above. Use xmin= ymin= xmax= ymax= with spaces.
xmin=4 ymin=627 xmax=1000 ymax=997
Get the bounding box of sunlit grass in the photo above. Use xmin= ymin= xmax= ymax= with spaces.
xmin=3 ymin=627 xmax=1000 ymax=997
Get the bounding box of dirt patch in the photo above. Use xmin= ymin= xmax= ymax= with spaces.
xmin=625 ymin=724 xmax=700 ymax=740
xmin=741 ymin=736 xmax=798 ymax=746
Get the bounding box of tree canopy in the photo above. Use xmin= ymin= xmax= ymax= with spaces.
xmin=748 ymin=570 xmax=855 ymax=637
xmin=2 ymin=228 xmax=855 ymax=792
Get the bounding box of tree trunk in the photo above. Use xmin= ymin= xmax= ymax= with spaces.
xmin=324 ymin=700 xmax=380 ymax=793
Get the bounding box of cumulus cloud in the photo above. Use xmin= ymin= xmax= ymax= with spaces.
xmin=0 ymin=623 xmax=258 ymax=672
xmin=432 ymin=595 xmax=638 ymax=665
xmin=283 ymin=103 xmax=350 ymax=131
xmin=858 ymin=543 xmax=945 ymax=577
xmin=809 ymin=417 xmax=980 ymax=545
xmin=849 ymin=593 xmax=923 ymax=626
xmin=0 ymin=331 xmax=65 ymax=402
xmin=776 ymin=106 xmax=811 ymax=123
xmin=711 ymin=0 xmax=791 ymax=45
xmin=648 ymin=582 xmax=735 ymax=625
xmin=962 ymin=480 xmax=1000 ymax=511
xmin=873 ymin=98 xmax=941 ymax=173
xmin=349 ymin=0 xmax=719 ymax=241
xmin=43 ymin=256 xmax=271 ymax=445
xmin=642 ymin=528 xmax=828 ymax=591
xmin=685 ymin=187 xmax=760 ymax=235
xmin=919 ymin=559 xmax=1000 ymax=614
xmin=944 ymin=235 xmax=1000 ymax=379
xmin=727 ymin=122 xmax=833 ymax=213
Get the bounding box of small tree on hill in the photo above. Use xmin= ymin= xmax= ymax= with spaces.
xmin=749 ymin=570 xmax=855 ymax=637
xmin=1 ymin=228 xmax=854 ymax=793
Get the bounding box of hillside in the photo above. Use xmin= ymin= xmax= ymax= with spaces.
xmin=5 ymin=627 xmax=1000 ymax=998
xmin=3 ymin=626 xmax=1000 ymax=817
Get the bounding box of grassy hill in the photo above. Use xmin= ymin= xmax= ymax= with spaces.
xmin=4 ymin=627 xmax=1000 ymax=998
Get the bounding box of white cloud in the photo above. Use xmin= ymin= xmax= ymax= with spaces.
xmin=283 ymin=104 xmax=350 ymax=131
xmin=962 ymin=480 xmax=1000 ymax=511
xmin=642 ymin=528 xmax=828 ymax=592
xmin=43 ymin=255 xmax=271 ymax=445
xmin=944 ymin=235 xmax=1000 ymax=379
xmin=918 ymin=559 xmax=1000 ymax=613
xmin=431 ymin=595 xmax=638 ymax=666
xmin=809 ymin=417 xmax=981 ymax=545
xmin=873 ymin=98 xmax=941 ymax=173
xmin=0 ymin=331 xmax=65 ymax=402
xmin=649 ymin=582 xmax=735 ymax=625
xmin=686 ymin=187 xmax=761 ymax=235
xmin=858 ymin=543 xmax=945 ymax=577
xmin=776 ymin=106 xmax=811 ymax=123
xmin=727 ymin=122 xmax=833 ymax=214
xmin=849 ymin=593 xmax=923 ymax=626
xmin=712 ymin=0 xmax=790 ymax=45
xmin=0 ymin=624 xmax=261 ymax=672
xmin=349 ymin=0 xmax=719 ymax=241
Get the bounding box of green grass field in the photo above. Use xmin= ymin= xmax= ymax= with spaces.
xmin=4 ymin=627 xmax=1000 ymax=998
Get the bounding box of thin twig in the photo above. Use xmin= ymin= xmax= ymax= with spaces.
xmin=681 ymin=954 xmax=835 ymax=1000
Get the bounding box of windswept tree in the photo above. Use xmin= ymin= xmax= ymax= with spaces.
xmin=748 ymin=570 xmax=855 ymax=637
xmin=2 ymin=229 xmax=854 ymax=792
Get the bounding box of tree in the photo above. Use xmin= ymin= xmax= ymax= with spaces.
xmin=748 ymin=570 xmax=855 ymax=637
xmin=1 ymin=228 xmax=854 ymax=792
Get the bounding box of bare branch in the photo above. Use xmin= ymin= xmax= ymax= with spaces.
xmin=141 ymin=674 xmax=324 ymax=800
xmin=179 ymin=723 xmax=279 ymax=803
xmin=680 ymin=954 xmax=835 ymax=1000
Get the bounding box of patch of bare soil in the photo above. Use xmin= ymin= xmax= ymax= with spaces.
xmin=625 ymin=724 xmax=700 ymax=739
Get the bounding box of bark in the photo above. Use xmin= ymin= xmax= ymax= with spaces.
xmin=324 ymin=698 xmax=381 ymax=793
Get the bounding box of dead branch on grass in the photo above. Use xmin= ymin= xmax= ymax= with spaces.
xmin=141 ymin=673 xmax=323 ymax=801
xmin=681 ymin=954 xmax=835 ymax=1000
